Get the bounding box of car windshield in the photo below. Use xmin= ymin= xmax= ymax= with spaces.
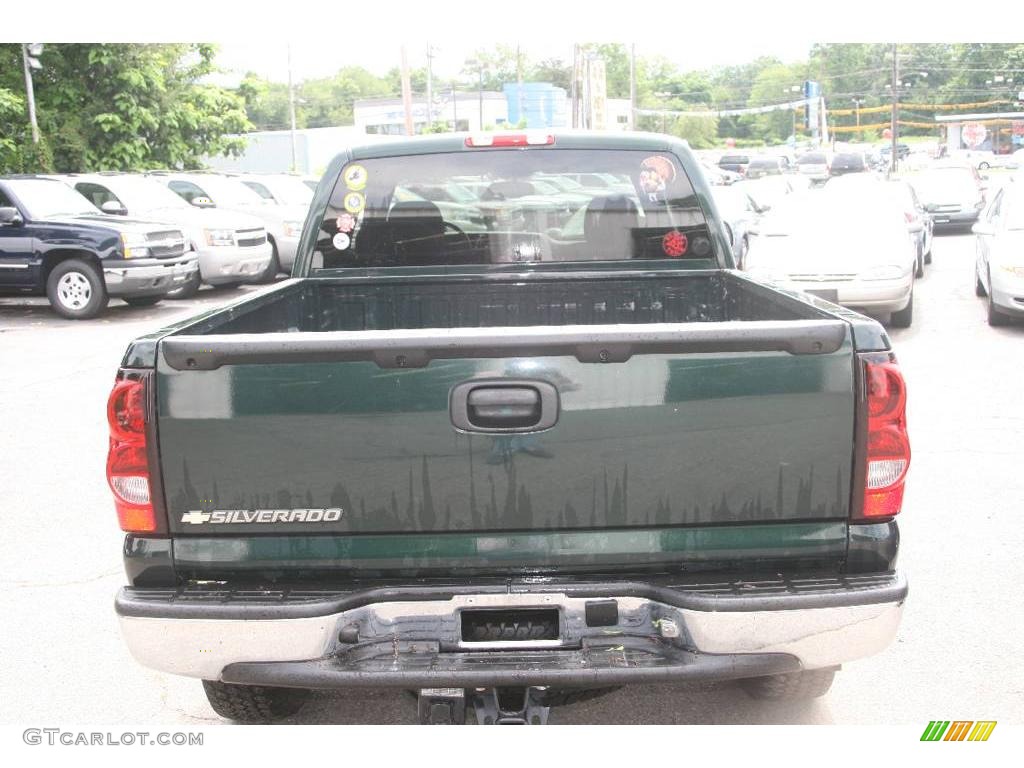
xmin=719 ymin=155 xmax=748 ymax=164
xmin=6 ymin=179 xmax=99 ymax=218
xmin=798 ymin=153 xmax=827 ymax=164
xmin=911 ymin=169 xmax=977 ymax=199
xmin=758 ymin=192 xmax=905 ymax=239
xmin=314 ymin=148 xmax=715 ymax=268
xmin=105 ymin=176 xmax=192 ymax=210
xmin=183 ymin=176 xmax=266 ymax=207
xmin=261 ymin=176 xmax=315 ymax=206
xmin=711 ymin=187 xmax=750 ymax=216
xmin=833 ymin=154 xmax=863 ymax=166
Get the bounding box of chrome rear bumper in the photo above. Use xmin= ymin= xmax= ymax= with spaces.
xmin=117 ymin=573 xmax=906 ymax=686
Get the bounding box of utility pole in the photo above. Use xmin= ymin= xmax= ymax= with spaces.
xmin=21 ymin=44 xmax=41 ymax=144
xmin=287 ymin=44 xmax=297 ymax=172
xmin=451 ymin=82 xmax=457 ymax=131
xmin=570 ymin=44 xmax=579 ymax=129
xmin=516 ymin=43 xmax=524 ymax=126
xmin=478 ymin=68 xmax=484 ymax=129
xmin=891 ymin=43 xmax=899 ymax=174
xmin=400 ymin=45 xmax=414 ymax=136
xmin=425 ymin=43 xmax=434 ymax=130
xmin=629 ymin=43 xmax=637 ymax=131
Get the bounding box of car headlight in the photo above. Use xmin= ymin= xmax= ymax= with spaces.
xmin=119 ymin=232 xmax=150 ymax=259
xmin=998 ymin=264 xmax=1024 ymax=278
xmin=204 ymin=229 xmax=235 ymax=247
xmin=282 ymin=220 xmax=304 ymax=238
xmin=858 ymin=265 xmax=907 ymax=281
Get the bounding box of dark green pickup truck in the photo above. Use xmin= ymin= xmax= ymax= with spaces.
xmin=110 ymin=132 xmax=910 ymax=724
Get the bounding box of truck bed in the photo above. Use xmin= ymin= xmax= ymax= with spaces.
xmin=176 ymin=270 xmax=820 ymax=336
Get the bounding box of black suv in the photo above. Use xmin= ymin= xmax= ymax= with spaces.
xmin=0 ymin=177 xmax=199 ymax=319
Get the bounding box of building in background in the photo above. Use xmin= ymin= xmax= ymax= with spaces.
xmin=935 ymin=111 xmax=1024 ymax=154
xmin=202 ymin=126 xmax=398 ymax=176
xmin=354 ymin=92 xmax=508 ymax=135
xmin=504 ymin=83 xmax=569 ymax=129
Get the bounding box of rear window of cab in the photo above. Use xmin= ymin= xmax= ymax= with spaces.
xmin=312 ymin=149 xmax=716 ymax=269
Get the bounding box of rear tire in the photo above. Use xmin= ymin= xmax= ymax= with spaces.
xmin=201 ymin=680 xmax=309 ymax=723
xmin=890 ymin=291 xmax=914 ymax=328
xmin=46 ymin=258 xmax=108 ymax=319
xmin=915 ymin=249 xmax=925 ymax=278
xmin=123 ymin=296 xmax=162 ymax=308
xmin=739 ymin=668 xmax=836 ymax=700
xmin=210 ymin=281 xmax=242 ymax=291
xmin=988 ymin=296 xmax=1008 ymax=327
xmin=254 ymin=241 xmax=281 ymax=284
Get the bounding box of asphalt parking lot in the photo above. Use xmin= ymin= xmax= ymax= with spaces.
xmin=1 ymin=235 xmax=1023 ymax=726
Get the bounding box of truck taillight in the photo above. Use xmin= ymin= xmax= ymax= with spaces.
xmin=860 ymin=359 xmax=910 ymax=519
xmin=106 ymin=375 xmax=156 ymax=533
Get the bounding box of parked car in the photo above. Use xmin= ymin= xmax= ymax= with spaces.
xmin=948 ymin=149 xmax=1001 ymax=170
xmin=745 ymin=187 xmax=917 ymax=327
xmin=906 ymin=165 xmax=986 ymax=230
xmin=886 ymin=179 xmax=934 ymax=276
xmin=236 ymin=173 xmax=315 ymax=209
xmin=710 ymin=184 xmax=763 ymax=269
xmin=734 ymin=175 xmax=800 ymax=212
xmin=151 ymin=172 xmax=308 ymax=280
xmin=795 ymin=151 xmax=831 ymax=183
xmin=878 ymin=143 xmax=911 ymax=166
xmin=0 ymin=176 xmax=198 ymax=319
xmin=824 ymin=174 xmax=933 ymax=277
xmin=717 ymin=153 xmax=751 ymax=175
xmin=111 ymin=131 xmax=909 ymax=724
xmin=744 ymin=155 xmax=788 ymax=180
xmin=830 ymin=152 xmax=870 ymax=176
xmin=972 ymin=182 xmax=1024 ymax=326
xmin=699 ymin=162 xmax=742 ymax=186
xmin=62 ymin=173 xmax=272 ymax=297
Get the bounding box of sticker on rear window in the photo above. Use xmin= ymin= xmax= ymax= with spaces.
xmin=640 ymin=155 xmax=677 ymax=202
xmin=336 ymin=213 xmax=356 ymax=233
xmin=332 ymin=232 xmax=351 ymax=250
xmin=343 ymin=192 xmax=365 ymax=214
xmin=343 ymin=164 xmax=368 ymax=190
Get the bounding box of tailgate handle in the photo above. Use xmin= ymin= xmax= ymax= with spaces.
xmin=468 ymin=387 xmax=539 ymax=422
xmin=450 ymin=380 xmax=559 ymax=434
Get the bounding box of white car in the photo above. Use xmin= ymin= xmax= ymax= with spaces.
xmin=744 ymin=189 xmax=917 ymax=327
xmin=235 ymin=173 xmax=315 ymax=209
xmin=973 ymin=182 xmax=1024 ymax=326
xmin=151 ymin=173 xmax=308 ymax=280
xmin=60 ymin=174 xmax=272 ymax=297
xmin=795 ymin=151 xmax=831 ymax=183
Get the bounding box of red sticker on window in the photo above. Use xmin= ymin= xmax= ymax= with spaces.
xmin=662 ymin=231 xmax=688 ymax=258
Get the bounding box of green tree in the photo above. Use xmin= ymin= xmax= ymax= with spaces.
xmin=0 ymin=43 xmax=252 ymax=172
xmin=461 ymin=45 xmax=526 ymax=91
xmin=529 ymin=58 xmax=572 ymax=91
xmin=300 ymin=66 xmax=394 ymax=128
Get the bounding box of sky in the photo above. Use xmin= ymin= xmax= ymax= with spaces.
xmin=211 ymin=40 xmax=818 ymax=88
